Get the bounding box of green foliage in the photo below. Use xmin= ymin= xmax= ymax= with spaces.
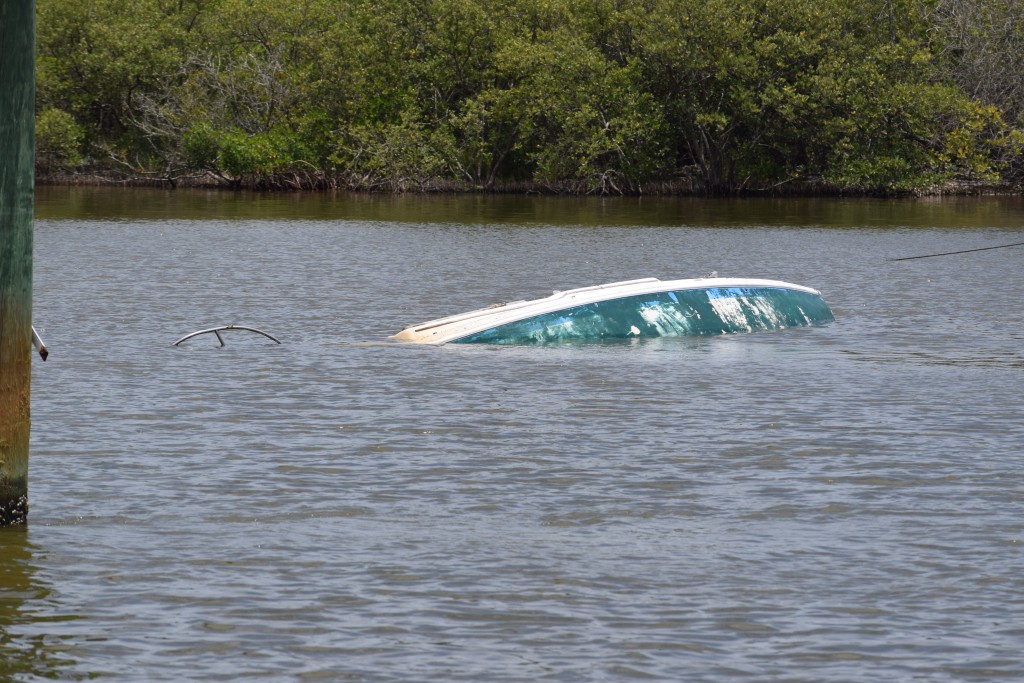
xmin=182 ymin=123 xmax=317 ymax=186
xmin=36 ymin=0 xmax=194 ymax=140
xmin=333 ymin=110 xmax=451 ymax=190
xmin=182 ymin=124 xmax=219 ymax=171
xmin=35 ymin=108 xmax=84 ymax=173
xmin=928 ymin=0 xmax=1024 ymax=127
xmin=35 ymin=0 xmax=1024 ymax=193
xmin=494 ymin=26 xmax=667 ymax=191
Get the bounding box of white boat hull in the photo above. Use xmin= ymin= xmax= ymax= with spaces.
xmin=393 ymin=277 xmax=834 ymax=345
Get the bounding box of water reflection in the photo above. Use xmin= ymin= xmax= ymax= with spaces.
xmin=0 ymin=528 xmax=75 ymax=679
xmin=35 ymin=185 xmax=1024 ymax=228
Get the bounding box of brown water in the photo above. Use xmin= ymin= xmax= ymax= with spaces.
xmin=4 ymin=186 xmax=1024 ymax=681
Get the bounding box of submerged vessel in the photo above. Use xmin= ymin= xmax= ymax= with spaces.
xmin=392 ymin=276 xmax=834 ymax=345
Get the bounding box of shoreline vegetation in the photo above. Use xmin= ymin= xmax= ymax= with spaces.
xmin=36 ymin=0 xmax=1024 ymax=197
xmin=35 ymin=172 xmax=1020 ymax=198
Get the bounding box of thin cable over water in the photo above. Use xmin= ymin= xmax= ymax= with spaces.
xmin=889 ymin=240 xmax=1024 ymax=261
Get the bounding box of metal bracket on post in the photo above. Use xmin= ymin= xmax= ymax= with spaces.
xmin=31 ymin=326 xmax=47 ymax=360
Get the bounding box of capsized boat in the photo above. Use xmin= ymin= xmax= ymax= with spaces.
xmin=392 ymin=276 xmax=834 ymax=345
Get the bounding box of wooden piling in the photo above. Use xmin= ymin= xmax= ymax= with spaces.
xmin=1 ymin=0 xmax=36 ymax=526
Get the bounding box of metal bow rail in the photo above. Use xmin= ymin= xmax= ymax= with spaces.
xmin=173 ymin=325 xmax=281 ymax=347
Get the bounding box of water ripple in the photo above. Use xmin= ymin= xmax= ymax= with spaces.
xmin=11 ymin=199 xmax=1024 ymax=681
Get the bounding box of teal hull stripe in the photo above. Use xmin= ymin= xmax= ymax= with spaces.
xmin=452 ymin=287 xmax=834 ymax=344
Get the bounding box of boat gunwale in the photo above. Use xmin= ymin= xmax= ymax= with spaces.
xmin=407 ymin=277 xmax=663 ymax=333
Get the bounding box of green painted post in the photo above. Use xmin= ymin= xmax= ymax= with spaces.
xmin=1 ymin=0 xmax=36 ymax=526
